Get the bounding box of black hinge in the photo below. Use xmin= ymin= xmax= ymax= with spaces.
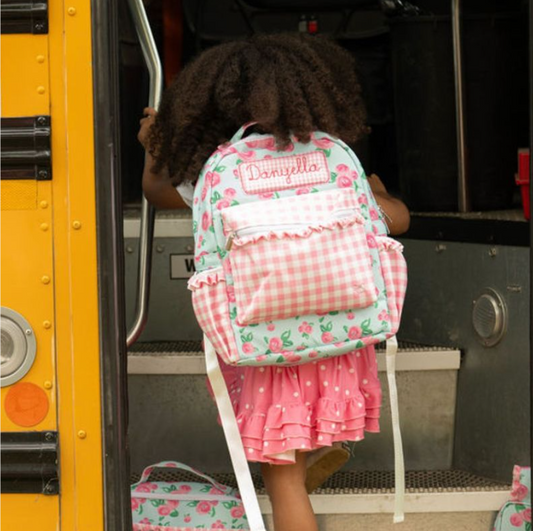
xmin=0 ymin=1 xmax=49 ymax=34
xmin=1 ymin=115 xmax=52 ymax=180
xmin=1 ymin=431 xmax=59 ymax=494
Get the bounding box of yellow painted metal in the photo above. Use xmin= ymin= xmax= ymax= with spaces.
xmin=0 ymin=495 xmax=59 ymax=531
xmin=0 ymin=181 xmax=38 ymax=210
xmin=47 ymin=0 xmax=105 ymax=529
xmin=2 ymin=0 xmax=106 ymax=530
xmin=1 ymin=35 xmax=50 ymax=117
xmin=0 ymin=181 xmax=56 ymax=433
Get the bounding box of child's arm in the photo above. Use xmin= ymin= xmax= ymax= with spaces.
xmin=138 ymin=107 xmax=187 ymax=209
xmin=368 ymin=174 xmax=410 ymax=235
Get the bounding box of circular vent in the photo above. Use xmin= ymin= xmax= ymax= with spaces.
xmin=472 ymin=289 xmax=507 ymax=347
xmin=0 ymin=307 xmax=37 ymax=387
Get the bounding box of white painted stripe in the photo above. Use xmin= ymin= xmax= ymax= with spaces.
xmin=124 ymin=218 xmax=193 ymax=238
xmin=257 ymin=490 xmax=509 ymax=515
xmin=127 ymin=349 xmax=460 ymax=375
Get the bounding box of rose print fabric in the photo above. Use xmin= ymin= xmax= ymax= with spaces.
xmin=493 ymin=466 xmax=531 ymax=531
xmin=131 ymin=461 xmax=250 ymax=530
xmin=211 ymin=344 xmax=382 ymax=465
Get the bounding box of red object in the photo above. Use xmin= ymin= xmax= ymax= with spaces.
xmin=308 ymin=20 xmax=318 ymax=34
xmin=516 ymin=148 xmax=530 ymax=220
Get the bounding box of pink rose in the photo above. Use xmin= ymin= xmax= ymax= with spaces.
xmin=510 ymin=513 xmax=524 ymax=526
xmin=217 ymin=198 xmax=231 ymax=210
xmin=224 ymin=188 xmax=237 ymax=199
xmin=256 ymin=355 xmax=267 ymax=362
xmin=322 ymin=332 xmax=334 ymax=343
xmin=231 ymin=505 xmax=245 ymax=518
xmin=158 ymin=505 xmax=171 ymax=516
xmin=167 ymin=500 xmax=179 ymax=508
xmin=177 ymin=484 xmax=192 ymax=494
xmin=245 ymin=137 xmax=276 ymax=150
xmin=358 ymin=193 xmax=368 ymax=205
xmin=336 ymin=164 xmax=350 ymax=173
xmin=296 ymin=345 xmax=306 ymax=351
xmin=334 ymin=342 xmax=344 ymax=348
xmin=201 ymin=184 xmax=209 ymax=201
xmin=269 ymin=337 xmax=283 ymax=353
xmin=296 ymin=187 xmax=310 ymax=195
xmin=242 ymin=342 xmax=255 ymax=355
xmin=337 ymin=175 xmax=354 ymax=189
xmin=366 ymin=233 xmax=377 ymax=248
xmin=267 ymin=324 xmax=276 ymax=332
xmin=211 ymin=172 xmax=221 ymax=187
xmin=523 ymin=508 xmax=532 ymax=522
xmin=184 ymin=515 xmax=191 ymax=523
xmin=348 ymin=326 xmax=362 ymax=340
xmin=201 ymin=212 xmax=211 ymax=232
xmin=212 ymin=521 xmax=225 ymax=529
xmin=347 ymin=312 xmax=355 ymax=320
xmin=217 ymin=143 xmax=237 ymax=156
xmin=134 ymin=484 xmax=151 ymax=493
xmin=369 ymin=207 xmax=379 ymax=221
xmin=131 ymin=498 xmax=140 ymax=511
xmin=238 ymin=150 xmax=256 ymax=161
xmin=512 ymin=484 xmax=529 ymax=502
xmin=194 ymin=197 xmax=199 ymax=205
xmin=259 ymin=192 xmax=274 ymax=200
xmin=210 ymin=487 xmax=226 ymax=495
xmin=312 ymin=135 xmax=334 ymax=149
xmin=196 ymin=500 xmax=212 ymax=514
xmin=139 ymin=518 xmax=151 ymax=524
xmin=309 ymin=351 xmax=319 ymax=358
xmin=195 ymin=250 xmax=208 ymax=263
xmin=378 ymin=311 xmax=390 ymax=322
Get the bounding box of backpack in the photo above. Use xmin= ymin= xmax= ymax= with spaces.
xmin=187 ymin=125 xmax=408 ymax=529
xmin=188 ymin=125 xmax=407 ymax=368
xmin=131 ymin=461 xmax=250 ymax=531
xmin=493 ymin=466 xmax=531 ymax=531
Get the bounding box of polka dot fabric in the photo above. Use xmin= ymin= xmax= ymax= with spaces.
xmin=212 ymin=346 xmax=381 ymax=465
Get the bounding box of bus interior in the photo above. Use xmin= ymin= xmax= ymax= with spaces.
xmin=119 ymin=1 xmax=531 ymax=529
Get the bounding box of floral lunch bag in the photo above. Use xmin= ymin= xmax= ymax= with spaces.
xmin=131 ymin=461 xmax=250 ymax=530
xmin=493 ymin=466 xmax=531 ymax=531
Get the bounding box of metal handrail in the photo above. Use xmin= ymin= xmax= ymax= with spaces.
xmin=452 ymin=0 xmax=470 ymax=212
xmin=126 ymin=0 xmax=163 ymax=347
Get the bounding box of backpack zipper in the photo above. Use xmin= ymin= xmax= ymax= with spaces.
xmin=225 ymin=208 xmax=358 ymax=251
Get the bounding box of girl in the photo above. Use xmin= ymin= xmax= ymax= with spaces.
xmin=138 ymin=34 xmax=410 ymax=531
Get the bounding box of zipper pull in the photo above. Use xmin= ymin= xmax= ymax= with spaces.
xmin=226 ymin=233 xmax=235 ymax=251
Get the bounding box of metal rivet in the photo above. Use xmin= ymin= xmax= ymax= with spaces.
xmin=68 ymin=7 xmax=77 ymax=15
xmin=44 ymin=484 xmax=55 ymax=494
xmin=186 ymin=245 xmax=194 ymax=253
xmin=435 ymin=244 xmax=447 ymax=253
xmin=40 ymin=201 xmax=49 ymax=209
xmin=72 ymin=221 xmax=82 ymax=230
xmin=45 ymin=432 xmax=54 ymax=441
xmin=41 ymin=275 xmax=51 ymax=284
xmin=36 ymin=55 xmax=46 ymax=64
xmin=37 ymin=116 xmax=47 ymax=126
xmin=40 ymin=223 xmax=49 ymax=231
xmin=25 ymin=329 xmax=32 ymax=336
xmin=156 ymin=245 xmax=165 ymax=253
xmin=489 ymin=247 xmax=498 ymax=257
xmin=77 ymin=430 xmax=87 ymax=439
xmin=38 ymin=169 xmax=48 ymax=179
xmin=126 ymin=246 xmax=134 ymax=253
xmin=43 ymin=321 xmax=52 ymax=329
xmin=44 ymin=381 xmax=53 ymax=390
xmin=34 ymin=22 xmax=45 ymax=32
xmin=37 ymin=86 xmax=46 ymax=95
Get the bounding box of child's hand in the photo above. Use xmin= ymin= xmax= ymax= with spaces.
xmin=138 ymin=107 xmax=157 ymax=149
xmin=368 ymin=173 xmax=388 ymax=195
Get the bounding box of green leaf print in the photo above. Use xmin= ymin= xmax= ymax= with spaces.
xmin=230 ymin=307 xmax=237 ymax=320
xmin=200 ymin=485 xmax=210 ymax=493
xmin=248 ymin=323 xmax=259 ymax=328
xmin=209 ymin=225 xmax=215 ymax=233
xmin=277 ymin=356 xmax=285 ymax=363
xmin=241 ymin=332 xmax=253 ymax=343
xmin=318 ymin=317 xmax=325 ymax=323
xmin=328 ymin=311 xmax=339 ymax=316
xmin=361 ymin=319 xmax=373 ymax=336
xmin=211 ymin=191 xmax=222 ymax=203
xmin=320 ymin=321 xmax=333 ymax=332
xmin=330 ymin=172 xmax=337 ymax=183
xmin=138 ymin=505 xmax=143 ymax=515
xmin=215 ymin=165 xmax=226 ymax=172
xmin=343 ymin=326 xmax=349 ymax=333
xmin=187 ymin=501 xmax=198 ymax=507
xmin=216 ymin=246 xmax=227 ymax=259
xmin=356 ymin=340 xmax=364 ymax=349
xmin=264 ymin=336 xmax=270 ymax=345
xmin=170 ymin=510 xmax=179 ymax=518
xmin=525 ymin=522 xmax=531 ymax=531
xmin=281 ymin=330 xmax=291 ymax=341
xmin=223 ymin=501 xmax=235 ymax=509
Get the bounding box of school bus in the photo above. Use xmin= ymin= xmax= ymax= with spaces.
xmin=1 ymin=1 xmax=532 ymax=531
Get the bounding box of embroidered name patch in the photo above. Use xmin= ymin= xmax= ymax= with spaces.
xmin=239 ymin=152 xmax=329 ymax=195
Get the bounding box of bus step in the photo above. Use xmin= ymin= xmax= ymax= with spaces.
xmin=127 ymin=341 xmax=461 ymax=375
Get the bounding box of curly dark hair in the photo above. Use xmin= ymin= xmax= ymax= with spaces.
xmin=150 ymin=33 xmax=368 ymax=185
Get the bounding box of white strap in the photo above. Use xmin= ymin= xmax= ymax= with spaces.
xmin=204 ymin=336 xmax=267 ymax=531
xmin=386 ymin=335 xmax=405 ymax=523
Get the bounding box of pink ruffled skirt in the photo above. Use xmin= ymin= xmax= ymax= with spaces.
xmin=211 ymin=345 xmax=382 ymax=465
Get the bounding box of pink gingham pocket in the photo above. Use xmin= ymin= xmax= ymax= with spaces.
xmin=188 ymin=268 xmax=239 ymax=364
xmin=222 ymin=190 xmax=377 ymax=325
xmin=375 ymin=236 xmax=408 ymax=334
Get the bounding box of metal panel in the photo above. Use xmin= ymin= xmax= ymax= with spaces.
xmin=0 ymin=0 xmax=49 ymax=34
xmin=398 ymin=239 xmax=530 ymax=481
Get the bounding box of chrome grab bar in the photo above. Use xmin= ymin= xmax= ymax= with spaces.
xmin=126 ymin=0 xmax=163 ymax=347
xmin=452 ymin=0 xmax=470 ymax=212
